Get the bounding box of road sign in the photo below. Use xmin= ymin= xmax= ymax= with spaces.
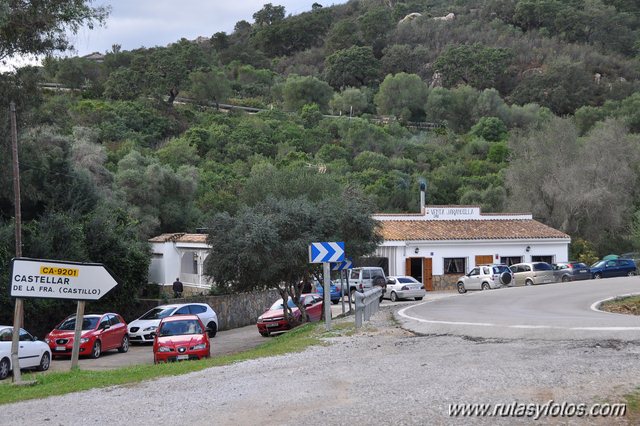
xmin=10 ymin=258 xmax=120 ymax=301
xmin=332 ymin=258 xmax=353 ymax=271
xmin=309 ymin=242 xmax=345 ymax=263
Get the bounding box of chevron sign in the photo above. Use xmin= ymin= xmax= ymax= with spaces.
xmin=331 ymin=258 xmax=353 ymax=271
xmin=309 ymin=242 xmax=345 ymax=263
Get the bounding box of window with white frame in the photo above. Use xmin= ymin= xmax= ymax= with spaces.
xmin=444 ymin=258 xmax=466 ymax=274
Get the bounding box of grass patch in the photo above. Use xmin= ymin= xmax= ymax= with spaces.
xmin=0 ymin=323 xmax=324 ymax=405
xmin=624 ymin=388 xmax=640 ymax=422
xmin=600 ymin=295 xmax=640 ymax=315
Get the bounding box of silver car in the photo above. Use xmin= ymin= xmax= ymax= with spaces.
xmin=509 ymin=262 xmax=555 ymax=286
xmin=384 ymin=276 xmax=426 ymax=301
xmin=456 ymin=264 xmax=513 ymax=293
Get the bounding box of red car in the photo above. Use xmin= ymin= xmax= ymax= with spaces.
xmin=153 ymin=314 xmax=210 ymax=364
xmin=256 ymin=293 xmax=323 ymax=337
xmin=45 ymin=313 xmax=129 ymax=359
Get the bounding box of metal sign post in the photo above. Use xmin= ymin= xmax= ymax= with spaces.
xmin=332 ymin=258 xmax=352 ymax=316
xmin=10 ymin=258 xmax=120 ymax=371
xmin=309 ymin=242 xmax=345 ymax=332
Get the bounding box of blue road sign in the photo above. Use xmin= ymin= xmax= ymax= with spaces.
xmin=309 ymin=242 xmax=345 ymax=263
xmin=331 ymin=258 xmax=353 ymax=271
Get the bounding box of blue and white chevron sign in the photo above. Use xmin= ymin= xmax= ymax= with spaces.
xmin=331 ymin=258 xmax=353 ymax=271
xmin=309 ymin=242 xmax=345 ymax=263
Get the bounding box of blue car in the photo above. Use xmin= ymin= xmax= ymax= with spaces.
xmin=590 ymin=259 xmax=637 ymax=279
xmin=314 ymin=282 xmax=342 ymax=304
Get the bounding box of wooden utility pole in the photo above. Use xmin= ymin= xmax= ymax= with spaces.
xmin=9 ymin=101 xmax=24 ymax=383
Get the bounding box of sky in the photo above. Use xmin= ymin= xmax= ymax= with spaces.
xmin=65 ymin=0 xmax=347 ymax=57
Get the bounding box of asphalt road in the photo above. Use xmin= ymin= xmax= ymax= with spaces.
xmin=397 ymin=276 xmax=640 ymax=340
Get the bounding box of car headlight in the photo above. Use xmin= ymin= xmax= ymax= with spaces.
xmin=257 ymin=316 xmax=263 ymax=322
xmin=191 ymin=343 xmax=206 ymax=350
xmin=158 ymin=346 xmax=172 ymax=352
xmin=143 ymin=326 xmax=157 ymax=332
xmin=80 ymin=337 xmax=90 ymax=343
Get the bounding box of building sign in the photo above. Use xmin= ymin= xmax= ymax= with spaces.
xmin=424 ymin=207 xmax=481 ymax=220
xmin=10 ymin=258 xmax=120 ymax=301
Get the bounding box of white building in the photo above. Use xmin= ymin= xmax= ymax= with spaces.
xmin=147 ymin=207 xmax=570 ymax=292
xmin=373 ymin=205 xmax=570 ymax=291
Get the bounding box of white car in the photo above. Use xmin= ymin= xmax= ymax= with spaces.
xmin=128 ymin=303 xmax=218 ymax=343
xmin=0 ymin=326 xmax=52 ymax=380
xmin=384 ymin=276 xmax=426 ymax=301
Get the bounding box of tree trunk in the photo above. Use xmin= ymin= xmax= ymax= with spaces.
xmin=167 ymin=87 xmax=179 ymax=105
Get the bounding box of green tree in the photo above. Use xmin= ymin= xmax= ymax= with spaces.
xmin=252 ymin=3 xmax=285 ymax=26
xmin=281 ymin=75 xmax=334 ymax=112
xmin=330 ymin=87 xmax=370 ymax=116
xmin=204 ymin=166 xmax=380 ymax=324
xmin=324 ymin=46 xmax=380 ymax=89
xmin=188 ymin=69 xmax=232 ymax=109
xmin=470 ymin=117 xmax=508 ymax=142
xmin=433 ymin=44 xmax=513 ymax=90
xmin=374 ymin=73 xmax=428 ymax=121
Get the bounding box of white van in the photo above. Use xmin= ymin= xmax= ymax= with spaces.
xmin=348 ymin=267 xmax=387 ymax=302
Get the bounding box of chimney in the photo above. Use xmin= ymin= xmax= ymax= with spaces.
xmin=419 ymin=180 xmax=427 ymax=214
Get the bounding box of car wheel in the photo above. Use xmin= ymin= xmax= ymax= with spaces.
xmin=499 ymin=272 xmax=512 ymax=286
xmin=207 ymin=322 xmax=218 ymax=338
xmin=0 ymin=357 xmax=9 ymax=380
xmin=90 ymin=340 xmax=101 ymax=359
xmin=390 ymin=291 xmax=398 ymax=302
xmin=118 ymin=335 xmax=129 ymax=353
xmin=481 ymin=282 xmax=490 ymax=290
xmin=37 ymin=352 xmax=50 ymax=371
xmin=561 ymin=275 xmax=569 ymax=283
xmin=594 ymin=273 xmax=602 ymax=279
xmin=259 ymin=331 xmax=269 ymax=337
xmin=415 ymin=297 xmax=423 ymax=301
xmin=628 ymin=271 xmax=636 ymax=277
xmin=457 ymin=282 xmax=466 ymax=294
xmin=525 ymin=279 xmax=533 ymax=286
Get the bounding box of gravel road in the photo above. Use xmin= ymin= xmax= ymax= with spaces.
xmin=3 ymin=304 xmax=639 ymax=425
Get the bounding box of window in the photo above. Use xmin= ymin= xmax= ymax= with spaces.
xmin=482 ymin=266 xmax=490 ymax=275
xmin=533 ymin=263 xmax=552 ymax=271
xmin=362 ymin=270 xmax=371 ymax=279
xmin=0 ymin=329 xmax=11 ymax=342
xmin=98 ymin=316 xmax=110 ymax=329
xmin=532 ymin=255 xmax=553 ymax=263
xmin=501 ymin=256 xmax=522 ymax=266
xmin=350 ymin=270 xmax=359 ymax=280
xmin=109 ymin=315 xmax=121 ymax=325
xmin=444 ymin=258 xmax=466 ymax=274
xmin=175 ymin=306 xmax=190 ymax=315
xmin=189 ymin=305 xmax=207 ymax=314
xmin=468 ymin=267 xmax=479 ymax=276
xmin=19 ymin=329 xmax=33 ymax=341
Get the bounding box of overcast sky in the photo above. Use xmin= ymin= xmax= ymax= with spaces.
xmin=66 ymin=0 xmax=347 ymax=57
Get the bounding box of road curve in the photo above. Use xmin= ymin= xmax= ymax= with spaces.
xmin=396 ymin=277 xmax=640 ymax=340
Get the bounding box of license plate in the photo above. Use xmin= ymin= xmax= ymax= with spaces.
xmin=579 ymin=270 xmax=587 ymax=273
xmin=267 ymin=323 xmax=279 ymax=328
xmin=177 ymin=355 xmax=188 ymax=360
xmin=55 ymin=346 xmax=65 ymax=351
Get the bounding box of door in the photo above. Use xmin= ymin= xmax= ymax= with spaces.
xmin=18 ymin=329 xmax=40 ymax=368
xmin=405 ymin=258 xmax=412 ymax=277
xmin=475 ymin=255 xmax=493 ymax=266
xmin=423 ymin=258 xmax=433 ymax=291
xmin=98 ymin=315 xmax=115 ymax=350
xmin=466 ymin=268 xmax=481 ymax=289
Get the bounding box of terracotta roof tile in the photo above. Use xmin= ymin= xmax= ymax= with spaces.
xmin=379 ymin=219 xmax=569 ymax=241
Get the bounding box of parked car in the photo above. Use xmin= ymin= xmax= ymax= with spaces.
xmin=128 ymin=303 xmax=219 ymax=343
xmin=0 ymin=326 xmax=51 ymax=380
xmin=348 ymin=267 xmax=387 ymax=302
xmin=509 ymin=262 xmax=555 ymax=286
xmin=153 ymin=314 xmax=210 ymax=364
xmin=456 ymin=264 xmax=514 ymax=294
xmin=256 ymin=294 xmax=323 ymax=337
xmin=45 ymin=313 xmax=128 ymax=359
xmin=590 ymin=259 xmax=637 ymax=279
xmin=552 ymin=262 xmax=591 ymax=282
xmin=314 ymin=281 xmax=342 ymax=304
xmin=384 ymin=276 xmax=426 ymax=301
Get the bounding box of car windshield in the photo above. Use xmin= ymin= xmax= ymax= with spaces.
xmin=269 ymin=298 xmax=298 ymax=310
xmin=57 ymin=317 xmax=99 ymax=331
xmin=139 ymin=307 xmax=176 ymax=320
xmin=572 ymin=263 xmax=588 ymax=268
xmin=397 ymin=277 xmax=417 ymax=283
xmin=158 ymin=319 xmax=203 ymax=336
xmin=492 ymin=266 xmax=509 ymax=274
xmin=533 ymin=263 xmax=552 ymax=271
xmin=371 ymin=269 xmax=385 ymax=278
xmin=592 ymin=261 xmax=605 ymax=268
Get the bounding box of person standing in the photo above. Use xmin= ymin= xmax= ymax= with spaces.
xmin=172 ymin=277 xmax=184 ymax=298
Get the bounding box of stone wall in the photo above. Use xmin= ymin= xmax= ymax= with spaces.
xmin=166 ymin=289 xmax=280 ymax=331
xmin=431 ymin=274 xmax=460 ymax=291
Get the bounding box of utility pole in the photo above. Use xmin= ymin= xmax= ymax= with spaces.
xmin=9 ymin=101 xmax=24 ymax=383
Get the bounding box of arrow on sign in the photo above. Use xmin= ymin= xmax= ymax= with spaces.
xmin=309 ymin=242 xmax=345 ymax=263
xmin=332 ymin=258 xmax=353 ymax=270
xmin=10 ymin=258 xmax=120 ymax=301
